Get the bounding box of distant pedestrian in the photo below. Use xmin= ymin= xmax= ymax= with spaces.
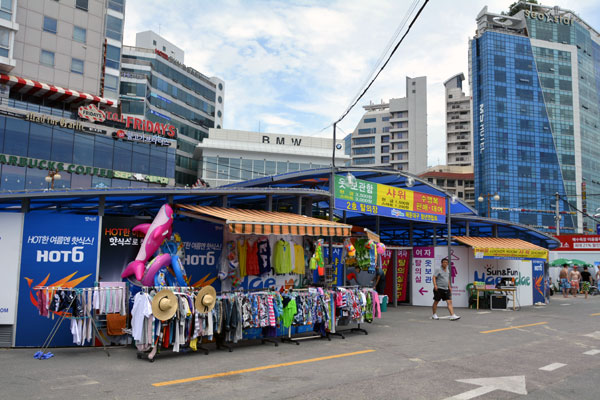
xmin=580 ymin=266 xmax=592 ymax=299
xmin=596 ymin=267 xmax=600 ymax=293
xmin=570 ymin=266 xmax=581 ymax=297
xmin=373 ymin=264 xmax=386 ymax=295
xmin=432 ymin=258 xmax=460 ymax=321
xmin=559 ymin=264 xmax=570 ymax=298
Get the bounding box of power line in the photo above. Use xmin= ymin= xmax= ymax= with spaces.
xmin=330 ymin=0 xmax=430 ymax=127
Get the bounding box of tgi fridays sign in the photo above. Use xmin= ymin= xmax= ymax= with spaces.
xmin=77 ymin=105 xmax=178 ymax=139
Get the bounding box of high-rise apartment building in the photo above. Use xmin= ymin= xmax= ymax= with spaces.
xmin=470 ymin=2 xmax=600 ymax=233
xmin=350 ymin=76 xmax=427 ymax=173
xmin=418 ymin=165 xmax=475 ymax=207
xmin=444 ymin=73 xmax=472 ymax=166
xmin=120 ymin=31 xmax=224 ymax=186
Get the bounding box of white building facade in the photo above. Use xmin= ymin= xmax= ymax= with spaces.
xmin=444 ymin=73 xmax=472 ymax=167
xmin=350 ymin=76 xmax=427 ymax=173
xmin=196 ymin=128 xmax=349 ymax=187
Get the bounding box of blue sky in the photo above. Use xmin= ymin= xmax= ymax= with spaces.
xmin=124 ymin=0 xmax=600 ymax=168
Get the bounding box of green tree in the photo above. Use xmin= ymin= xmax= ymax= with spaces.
xmin=507 ymin=0 xmax=539 ymax=16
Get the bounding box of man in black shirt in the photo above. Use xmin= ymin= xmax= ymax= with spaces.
xmin=581 ymin=266 xmax=592 ymax=299
xmin=373 ymin=265 xmax=386 ymax=295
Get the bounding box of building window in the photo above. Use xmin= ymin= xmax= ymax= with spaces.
xmin=105 ymin=74 xmax=118 ymax=90
xmin=40 ymin=50 xmax=54 ymax=66
xmin=381 ymin=145 xmax=389 ymax=153
xmin=105 ymin=15 xmax=123 ymax=41
xmin=43 ymin=16 xmax=57 ymax=34
xmin=71 ymin=58 xmax=84 ymax=74
xmin=75 ymin=0 xmax=88 ymax=11
xmin=162 ymin=46 xmax=166 ymax=51
xmin=363 ymin=118 xmax=376 ymax=123
xmin=108 ymin=0 xmax=124 ymax=13
xmin=0 ymin=27 xmax=9 ymax=57
xmin=106 ymin=44 xmax=121 ymax=70
xmin=381 ymin=136 xmax=389 ymax=143
xmin=381 ymin=156 xmax=390 ymax=164
xmin=0 ymin=0 xmax=12 ymax=21
xmin=73 ymin=26 xmax=86 ymax=43
xmin=153 ymin=40 xmax=156 ymax=46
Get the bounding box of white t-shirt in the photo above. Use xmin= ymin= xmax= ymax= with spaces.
xmin=131 ymin=292 xmax=152 ymax=341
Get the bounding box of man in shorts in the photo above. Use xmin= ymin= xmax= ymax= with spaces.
xmin=432 ymin=258 xmax=460 ymax=321
xmin=570 ymin=265 xmax=581 ymax=297
xmin=559 ymin=264 xmax=570 ymax=298
xmin=580 ymin=265 xmax=592 ymax=299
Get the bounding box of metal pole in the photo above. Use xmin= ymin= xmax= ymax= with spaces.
xmin=555 ymin=192 xmax=560 ymax=235
xmin=328 ymin=123 xmax=337 ymax=266
xmin=447 ymin=196 xmax=452 ymax=285
xmin=487 ymin=196 xmax=491 ymax=218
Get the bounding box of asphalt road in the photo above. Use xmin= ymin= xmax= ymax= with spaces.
xmin=1 ymin=294 xmax=599 ymax=399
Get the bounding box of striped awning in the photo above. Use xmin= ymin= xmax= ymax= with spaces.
xmin=177 ymin=205 xmax=352 ymax=237
xmin=0 ymin=74 xmax=115 ymax=107
xmin=454 ymin=236 xmax=548 ymax=260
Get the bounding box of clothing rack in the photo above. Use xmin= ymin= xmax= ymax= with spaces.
xmin=333 ymin=286 xmax=370 ymax=336
xmin=33 ymin=286 xmax=110 ymax=357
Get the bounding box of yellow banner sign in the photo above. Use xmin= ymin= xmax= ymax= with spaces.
xmin=473 ymin=246 xmax=548 ymax=260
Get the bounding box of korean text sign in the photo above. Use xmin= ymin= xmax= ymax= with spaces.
xmin=16 ymin=214 xmax=99 ymax=347
xmin=334 ymin=175 xmax=446 ymax=223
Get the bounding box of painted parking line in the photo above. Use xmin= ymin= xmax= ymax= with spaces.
xmin=539 ymin=363 xmax=567 ymax=371
xmin=480 ymin=322 xmax=547 ymax=334
xmin=590 ymin=313 xmax=600 ymax=316
xmin=152 ymin=349 xmax=376 ymax=387
xmin=583 ymin=349 xmax=600 ymax=355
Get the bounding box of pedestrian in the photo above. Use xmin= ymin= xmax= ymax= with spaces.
xmin=373 ymin=264 xmax=386 ymax=295
xmin=596 ymin=267 xmax=600 ymax=294
xmin=580 ymin=265 xmax=592 ymax=299
xmin=432 ymin=258 xmax=460 ymax=321
xmin=570 ymin=265 xmax=581 ymax=297
xmin=559 ymin=264 xmax=570 ymax=298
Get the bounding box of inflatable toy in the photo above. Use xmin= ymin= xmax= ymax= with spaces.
xmin=376 ymin=242 xmax=386 ymax=255
xmin=121 ymin=204 xmax=174 ymax=281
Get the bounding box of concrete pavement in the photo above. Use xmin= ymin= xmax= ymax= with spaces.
xmin=1 ymin=294 xmax=599 ymax=399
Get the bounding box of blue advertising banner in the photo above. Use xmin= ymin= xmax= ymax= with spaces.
xmin=16 ymin=214 xmax=99 ymax=347
xmin=312 ymin=246 xmax=344 ymax=286
xmin=532 ymin=260 xmax=545 ymax=304
xmin=173 ymin=219 xmax=223 ymax=291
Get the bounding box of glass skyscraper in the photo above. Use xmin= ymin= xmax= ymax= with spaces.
xmin=470 ymin=4 xmax=600 ymax=233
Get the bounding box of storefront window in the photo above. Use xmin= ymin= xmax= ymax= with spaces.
xmin=253 ymin=160 xmax=264 ymax=176
xmin=277 ymin=161 xmax=287 ymax=174
xmin=113 ymin=140 xmax=132 ymax=171
xmin=92 ymin=176 xmax=111 ymax=188
xmin=241 ymin=159 xmax=252 ymax=179
xmin=0 ymin=164 xmax=25 ymax=191
xmin=4 ymin=118 xmax=29 ymax=156
xmin=217 ymin=157 xmax=229 ymax=179
xmin=71 ymin=173 xmax=91 ymax=189
xmin=28 ymin=123 xmax=52 ymax=160
xmin=73 ymin=135 xmax=94 ymax=165
xmin=25 ymin=167 xmax=48 ymax=190
xmin=132 ymin=144 xmax=150 ymax=175
xmin=93 ymin=136 xmax=113 ymax=169
xmin=149 ymin=146 xmax=167 ymax=176
xmin=0 ymin=115 xmax=5 ymax=152
xmin=54 ymin=171 xmax=71 ymax=190
xmin=229 ymin=158 xmax=240 ymax=179
xmin=51 ymin=127 xmax=74 ymax=163
xmin=265 ymin=161 xmax=276 ymax=175
xmin=111 ymin=178 xmax=130 ymax=188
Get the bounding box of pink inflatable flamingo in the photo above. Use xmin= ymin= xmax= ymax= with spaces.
xmin=121 ymin=204 xmax=174 ymax=281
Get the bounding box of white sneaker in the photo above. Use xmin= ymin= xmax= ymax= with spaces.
xmin=431 ymin=314 xmax=439 ymax=320
xmin=450 ymin=315 xmax=461 ymax=321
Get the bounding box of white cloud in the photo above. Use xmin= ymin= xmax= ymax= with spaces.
xmin=124 ymin=0 xmax=600 ymax=166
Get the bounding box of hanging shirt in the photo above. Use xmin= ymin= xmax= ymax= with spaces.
xmin=274 ymin=240 xmax=292 ymax=274
xmin=246 ymin=239 xmax=260 ymax=276
xmin=293 ymin=244 xmax=305 ymax=274
xmin=131 ymin=293 xmax=152 ymax=341
xmin=282 ymin=298 xmax=297 ymax=328
xmin=237 ymin=239 xmax=247 ymax=278
xmin=257 ymin=237 xmax=272 ymax=275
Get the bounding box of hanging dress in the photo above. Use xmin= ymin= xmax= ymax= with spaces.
xmin=246 ymin=239 xmax=260 ymax=276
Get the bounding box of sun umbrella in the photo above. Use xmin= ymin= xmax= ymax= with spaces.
xmin=549 ymin=258 xmax=572 ymax=266
xmin=569 ymin=259 xmax=587 ymax=266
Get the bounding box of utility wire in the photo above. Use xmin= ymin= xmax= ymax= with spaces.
xmin=331 ymin=0 xmax=430 ymax=127
xmin=559 ymin=194 xmax=600 ymax=225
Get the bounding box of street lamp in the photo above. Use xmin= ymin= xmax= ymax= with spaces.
xmin=478 ymin=193 xmax=500 ymax=217
xmin=45 ymin=169 xmax=62 ymax=190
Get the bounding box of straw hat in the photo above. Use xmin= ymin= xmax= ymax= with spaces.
xmin=195 ymin=286 xmax=217 ymax=313
xmin=152 ymin=289 xmax=178 ymax=321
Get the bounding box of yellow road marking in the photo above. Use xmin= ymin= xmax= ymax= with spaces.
xmin=152 ymin=349 xmax=376 ymax=387
xmin=590 ymin=313 xmax=600 ymax=316
xmin=480 ymin=321 xmax=548 ymax=334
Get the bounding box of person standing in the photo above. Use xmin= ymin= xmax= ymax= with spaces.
xmin=580 ymin=266 xmax=592 ymax=299
xmin=373 ymin=265 xmax=386 ymax=295
xmin=570 ymin=266 xmax=581 ymax=297
xmin=432 ymin=258 xmax=460 ymax=321
xmin=559 ymin=264 xmax=570 ymax=298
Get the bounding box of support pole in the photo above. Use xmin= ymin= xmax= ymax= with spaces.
xmin=267 ymin=195 xmax=273 ymax=212
xmin=21 ymin=198 xmax=30 ymax=213
xmin=295 ymin=196 xmax=302 ymax=215
xmin=98 ymin=195 xmax=105 ymax=217
xmin=447 ymin=196 xmax=452 ymax=275
xmin=222 ymin=195 xmax=228 ymax=208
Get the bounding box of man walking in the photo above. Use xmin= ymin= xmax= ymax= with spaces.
xmin=570 ymin=266 xmax=581 ymax=297
xmin=432 ymin=258 xmax=460 ymax=321
xmin=559 ymin=264 xmax=570 ymax=298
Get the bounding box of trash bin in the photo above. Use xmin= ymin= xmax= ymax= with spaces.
xmin=380 ymin=295 xmax=388 ymax=312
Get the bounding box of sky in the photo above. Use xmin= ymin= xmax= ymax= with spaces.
xmin=123 ymin=0 xmax=600 ymax=168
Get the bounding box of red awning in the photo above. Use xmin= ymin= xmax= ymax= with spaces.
xmin=0 ymin=74 xmax=115 ymax=107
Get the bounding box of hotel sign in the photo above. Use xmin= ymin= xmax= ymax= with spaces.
xmin=479 ymin=103 xmax=485 ymax=154
xmin=524 ymin=10 xmax=573 ymax=25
